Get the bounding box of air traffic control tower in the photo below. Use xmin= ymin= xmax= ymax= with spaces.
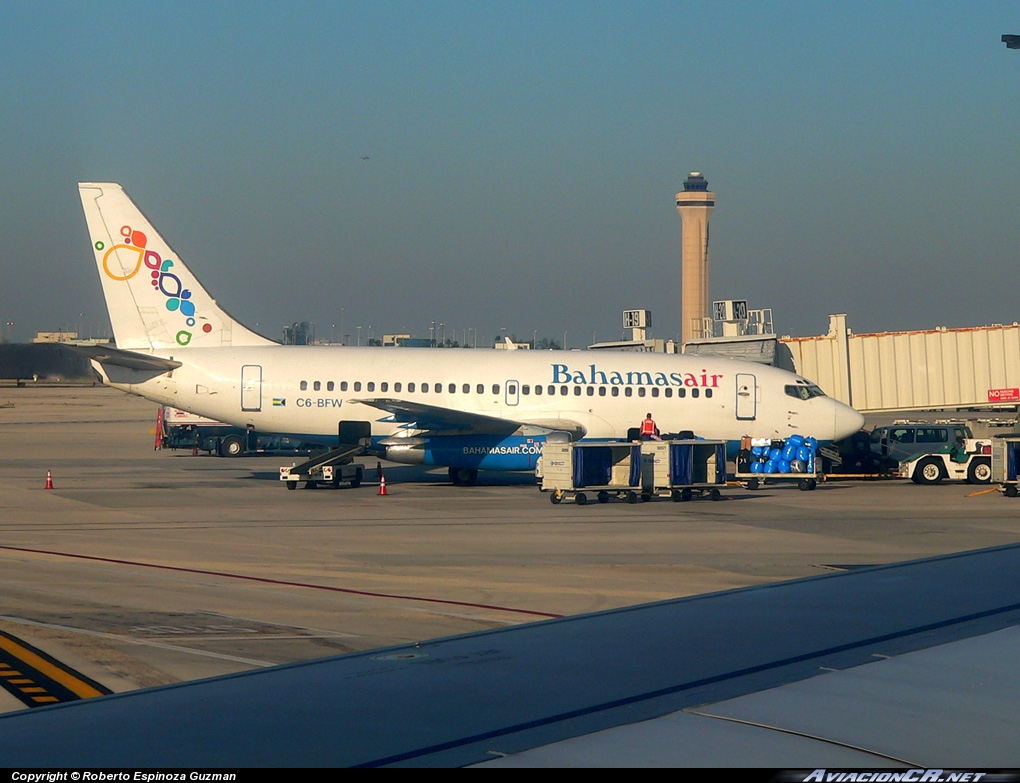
xmin=676 ymin=172 xmax=715 ymax=345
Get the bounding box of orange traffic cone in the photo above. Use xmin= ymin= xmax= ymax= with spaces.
xmin=378 ymin=473 xmax=388 ymax=496
xmin=45 ymin=470 xmax=54 ymax=490
xmin=192 ymin=447 xmax=199 ymax=456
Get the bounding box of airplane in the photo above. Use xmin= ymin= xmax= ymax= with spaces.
xmin=76 ymin=182 xmax=865 ymax=484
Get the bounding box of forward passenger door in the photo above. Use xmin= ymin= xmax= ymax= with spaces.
xmin=735 ymin=373 xmax=756 ymax=420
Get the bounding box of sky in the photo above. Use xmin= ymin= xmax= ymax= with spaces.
xmin=1 ymin=1 xmax=1018 ymax=346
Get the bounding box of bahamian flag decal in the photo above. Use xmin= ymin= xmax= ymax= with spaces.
xmin=273 ymin=398 xmax=286 ymax=407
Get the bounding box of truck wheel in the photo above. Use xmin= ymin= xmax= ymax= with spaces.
xmin=1006 ymin=485 xmax=1018 ymax=498
xmin=745 ymin=478 xmax=759 ymax=491
xmin=915 ymin=458 xmax=944 ymax=485
xmin=575 ymin=492 xmax=588 ymax=506
xmin=967 ymin=458 xmax=992 ymax=485
xmin=681 ymin=488 xmax=693 ymax=502
xmin=597 ymin=491 xmax=610 ymax=503
xmin=219 ymin=435 xmax=245 ymax=458
xmin=286 ymin=481 xmax=297 ymax=490
xmin=550 ymin=492 xmax=562 ymax=505
xmin=709 ymin=488 xmax=722 ymax=501
xmin=671 ymin=489 xmax=682 ymax=502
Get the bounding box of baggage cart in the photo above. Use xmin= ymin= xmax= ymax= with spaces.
xmin=641 ymin=439 xmax=726 ymax=501
xmin=735 ymin=435 xmax=820 ymax=491
xmin=541 ymin=441 xmax=650 ymax=505
xmin=991 ymin=436 xmax=1020 ymax=497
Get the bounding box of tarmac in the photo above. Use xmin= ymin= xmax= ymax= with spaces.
xmin=1 ymin=383 xmax=1019 ymax=715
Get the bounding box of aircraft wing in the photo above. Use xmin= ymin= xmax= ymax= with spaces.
xmin=1 ymin=544 xmax=1019 ymax=766
xmin=354 ymin=397 xmax=584 ymax=438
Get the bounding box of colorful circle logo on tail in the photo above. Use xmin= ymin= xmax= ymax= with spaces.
xmin=101 ymin=224 xmax=208 ymax=344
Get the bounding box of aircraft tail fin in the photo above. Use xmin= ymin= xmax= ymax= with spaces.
xmin=78 ymin=183 xmax=275 ymax=351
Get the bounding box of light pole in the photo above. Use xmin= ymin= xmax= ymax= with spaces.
xmin=563 ymin=330 xmax=568 ymax=350
xmin=356 ymin=325 xmax=361 ymax=346
xmin=341 ymin=307 xmax=345 ymax=345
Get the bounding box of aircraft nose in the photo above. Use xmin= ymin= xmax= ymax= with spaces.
xmin=834 ymin=402 xmax=866 ymax=440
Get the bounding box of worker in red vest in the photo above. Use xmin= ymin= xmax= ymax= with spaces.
xmin=640 ymin=413 xmax=660 ymax=441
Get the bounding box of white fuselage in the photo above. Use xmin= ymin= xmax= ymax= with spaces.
xmin=97 ymin=345 xmax=864 ymax=469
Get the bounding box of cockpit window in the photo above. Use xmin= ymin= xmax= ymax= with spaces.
xmin=784 ymin=384 xmax=826 ymax=400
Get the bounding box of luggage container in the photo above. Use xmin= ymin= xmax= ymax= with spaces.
xmin=541 ymin=441 xmax=650 ymax=505
xmin=641 ymin=439 xmax=726 ymax=501
xmin=735 ymin=434 xmax=820 ymax=491
xmin=991 ymin=436 xmax=1020 ymax=497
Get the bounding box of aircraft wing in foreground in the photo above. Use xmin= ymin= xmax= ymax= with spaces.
xmin=0 ymin=544 xmax=1018 ymax=767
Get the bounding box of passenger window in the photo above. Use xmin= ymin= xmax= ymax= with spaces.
xmin=354 ymin=381 xmax=362 ymax=392
xmin=651 ymin=388 xmax=659 ymax=398
xmin=477 ymin=384 xmax=484 ymax=394
xmin=522 ymin=385 xmax=530 ymax=395
xmin=492 ymin=384 xmax=500 ymax=394
xmin=435 ymin=384 xmax=442 ymax=393
xmin=612 ymin=387 xmax=619 ymax=397
xmin=535 ymin=385 xmax=543 ymax=395
xmin=463 ymin=384 xmax=470 ymax=394
xmin=340 ymin=381 xmax=348 ymax=392
xmin=548 ymin=385 xmax=555 ymax=395
xmin=586 ymin=387 xmax=594 ymax=396
xmin=300 ymin=381 xmax=308 ymax=391
xmin=394 ymin=382 xmax=401 ymax=392
xmin=314 ymin=381 xmax=321 ymax=391
xmin=665 ymin=388 xmax=672 ymax=398
xmin=508 ymin=384 xmax=517 ymax=395
xmin=705 ymin=388 xmax=712 ymax=398
xmin=367 ymin=382 xmax=375 ymax=392
xmin=573 ymin=386 xmax=581 ymax=396
xmin=560 ymin=386 xmax=568 ymax=395
xmin=692 ymin=388 xmax=699 ymax=398
xmin=421 ymin=383 xmax=429 ymax=393
xmin=449 ymin=383 xmax=456 ymax=394
xmin=638 ymin=387 xmax=646 ymax=397
xmin=678 ymin=388 xmax=686 ymax=398
xmin=598 ymin=387 xmax=606 ymax=396
xmin=407 ymin=382 xmax=415 ymax=392
xmin=381 ymin=382 xmax=388 ymax=392
xmin=625 ymin=388 xmax=632 ymax=397
xmin=327 ymin=381 xmax=334 ymax=392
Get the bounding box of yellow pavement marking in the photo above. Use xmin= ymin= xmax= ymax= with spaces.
xmin=0 ymin=635 xmax=104 ymax=699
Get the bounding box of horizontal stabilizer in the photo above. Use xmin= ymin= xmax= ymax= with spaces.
xmin=73 ymin=345 xmax=181 ymax=373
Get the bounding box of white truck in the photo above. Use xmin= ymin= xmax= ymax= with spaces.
xmin=897 ymin=438 xmax=992 ymax=485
